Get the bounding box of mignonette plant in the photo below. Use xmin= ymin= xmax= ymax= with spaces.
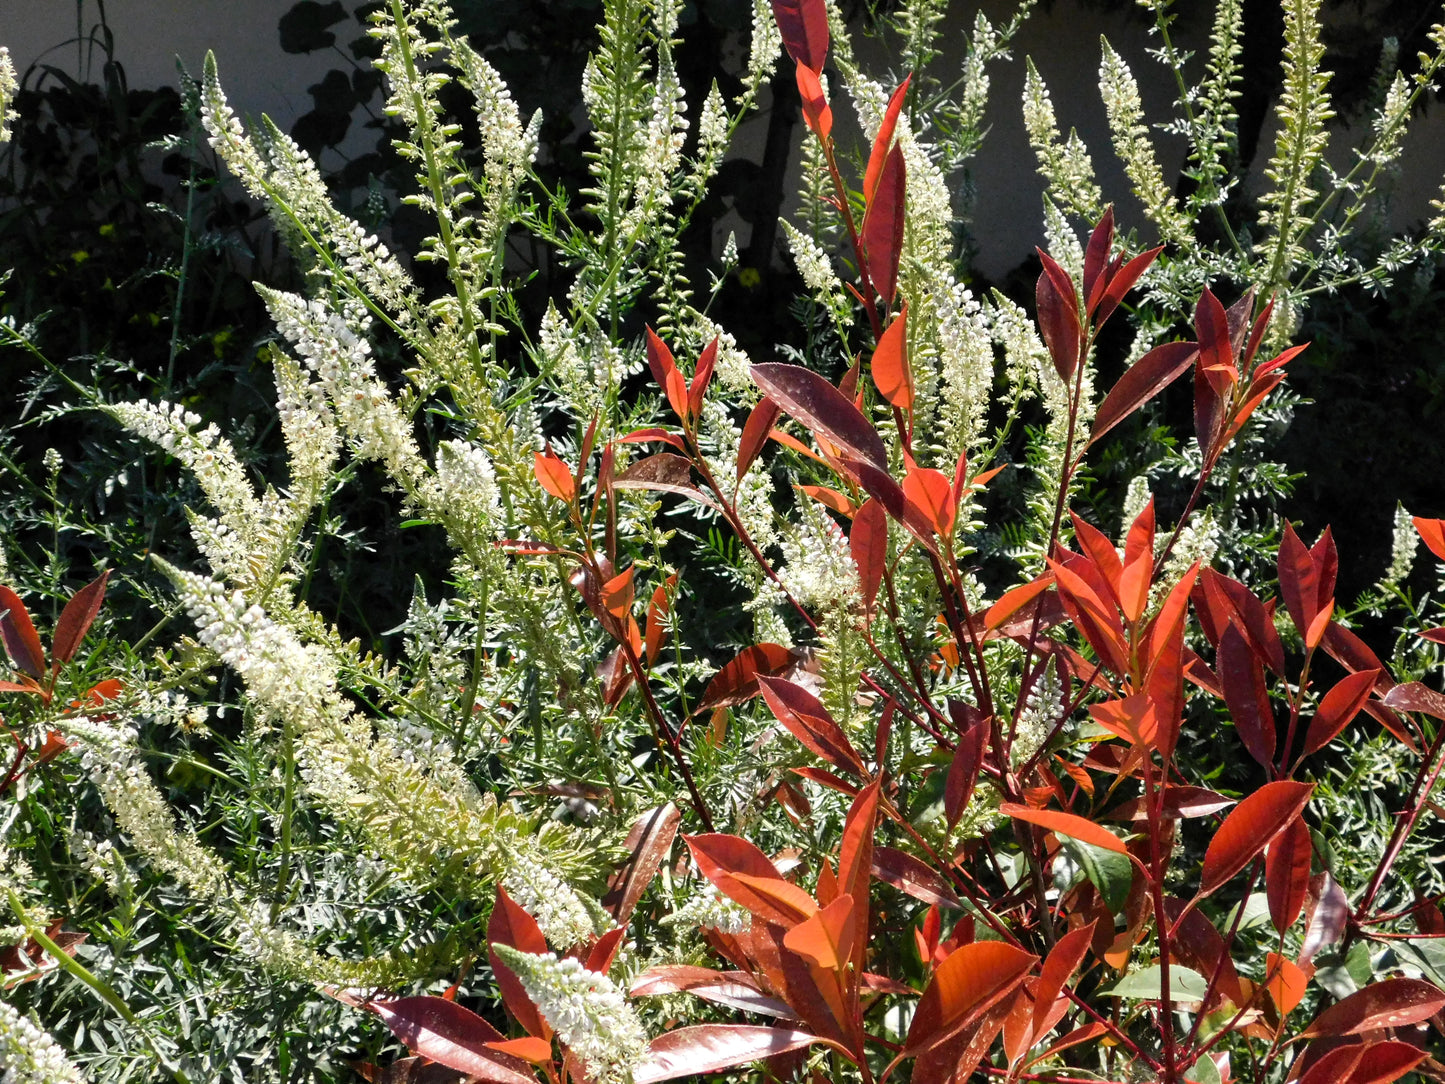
xmin=1 ymin=0 xmax=1444 ymax=1082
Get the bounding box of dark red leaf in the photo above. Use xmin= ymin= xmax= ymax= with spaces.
xmin=944 ymin=716 xmax=986 ymax=832
xmin=872 ymin=846 xmax=961 ymax=909
xmin=635 ymin=1025 xmax=820 ymax=1084
xmin=620 ymin=427 xmax=687 ymax=452
xmin=769 ymin=0 xmax=828 ymax=73
xmin=1299 ymin=1040 xmax=1427 ymax=1084
xmin=738 ymin=398 xmax=781 ymax=481
xmin=1198 ymin=780 xmax=1314 ymax=897
xmin=604 ymin=803 xmax=681 ymax=923
xmin=1090 ymin=341 xmax=1198 ymax=446
xmin=1300 ymin=978 xmax=1445 ymax=1038
xmin=758 ymin=676 xmax=865 ymax=776
xmin=364 ymin=997 xmax=532 ymax=1084
xmin=52 ymin=571 xmax=110 ymax=667
xmin=487 ymin=887 xmax=552 ymax=1040
xmin=1082 ymin=208 xmax=1114 ymax=313
xmin=1035 ymin=251 xmax=1081 ymax=383
xmin=1095 ymin=246 xmax=1163 ymax=327
xmin=750 ymin=364 xmax=888 ymax=473
xmin=1382 ymin=681 xmax=1445 ymax=720
xmin=904 ymin=940 xmax=1037 ymax=1055
xmin=1278 ymin=523 xmax=1321 ymax=640
xmin=861 ymin=143 xmax=906 ymax=307
xmin=1217 ymin=622 xmax=1276 ymax=771
xmin=613 ymin=453 xmax=716 ymax=509
xmin=1301 ymin=669 xmax=1380 ymax=759
xmin=1265 ymin=816 xmax=1312 ymax=933
xmin=696 ymin=644 xmax=798 ymax=711
xmin=0 ymin=586 xmax=45 ymax=679
xmin=690 ymin=338 xmax=719 ymax=419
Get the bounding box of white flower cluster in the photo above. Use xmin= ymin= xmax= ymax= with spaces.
xmin=935 ymin=282 xmax=994 ymax=461
xmin=781 ymin=221 xmax=848 ymax=334
xmin=779 ymin=500 xmax=860 ymax=614
xmin=436 ymin=440 xmax=501 ymax=536
xmin=1013 ymin=660 xmax=1063 ymax=765
xmin=1382 ymin=502 xmax=1419 ymax=587
xmin=272 ymin=350 xmax=340 ymax=499
xmin=109 ymin=401 xmax=257 ymax=528
xmin=1022 ymin=61 xmax=1103 ymax=222
xmin=491 ymin=947 xmax=648 ymax=1084
xmin=661 ymin=883 xmax=751 ymax=935
xmin=1099 ymin=40 xmax=1188 ymax=244
xmin=700 ymin=401 xmax=777 ymax=557
xmin=501 ymin=848 xmax=601 ymax=949
xmin=0 ymin=48 xmax=18 ymax=144
xmin=0 ymin=1000 xmax=85 ymax=1084
xmin=449 ymin=36 xmax=538 ymax=251
xmin=747 ymin=0 xmax=782 ymax=87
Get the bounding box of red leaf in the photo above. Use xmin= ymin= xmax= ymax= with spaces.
xmin=769 ymin=0 xmax=828 ymax=73
xmin=1265 ymin=951 xmax=1309 ymax=1016
xmin=998 ymin=803 xmax=1128 ymax=854
xmin=849 ymin=498 xmax=887 ymax=612
xmin=944 ymin=716 xmax=986 ymax=832
xmin=697 ymin=644 xmax=798 ymax=712
xmin=871 ymin=305 xmax=912 ymax=411
xmin=1195 ymin=287 xmax=1238 ymax=394
xmin=1095 ymin=246 xmax=1163 ymax=327
xmin=1090 ymin=341 xmax=1198 ymax=446
xmin=684 ymin=834 xmax=816 ymax=927
xmin=1301 ymin=669 xmax=1380 ymax=759
xmin=52 ymin=571 xmax=110 ymax=667
xmin=533 ymin=446 xmax=575 ymax=504
xmin=1278 ymin=523 xmax=1321 ymax=640
xmin=863 ymin=77 xmax=911 ymax=207
xmin=644 ymin=575 xmax=678 ymax=666
xmin=795 ymin=484 xmax=855 ymax=517
xmin=1300 ymin=977 xmax=1445 ymax=1038
xmin=1265 ymin=816 xmax=1312 ymax=933
xmin=1030 ymin=921 xmax=1096 ymax=1043
xmin=758 ymin=676 xmax=865 ymax=776
xmin=783 ymin=894 xmax=856 ymax=970
xmin=613 ymin=453 xmax=715 ymax=509
xmin=620 ymin=427 xmax=687 ymax=452
xmin=0 ymin=586 xmax=45 ymax=679
xmin=1382 ymin=681 xmax=1445 ymax=720
xmin=871 ymin=847 xmax=961 ymax=909
xmin=738 ymin=398 xmax=781 ymax=480
xmin=364 ymin=997 xmax=532 ymax=1084
xmin=635 ymin=1025 xmax=820 ymax=1084
xmin=1299 ymin=1041 xmax=1427 ymax=1084
xmin=861 ymin=143 xmax=906 ymax=307
xmin=1218 ymin=622 xmax=1276 ymax=771
xmin=690 ymin=338 xmax=719 ymax=418
xmin=985 ymin=577 xmax=1055 ymax=633
xmin=795 ymin=62 xmax=832 ymax=139
xmin=1198 ymin=780 xmax=1314 ymax=898
xmin=1035 ymin=251 xmax=1081 ymax=383
xmin=750 ymin=363 xmax=888 ymax=473
xmin=1413 ymin=516 xmax=1445 ymax=562
xmin=485 ymin=1037 xmax=553 ymax=1066
xmin=1302 ymin=872 xmax=1350 ymax=963
xmin=604 ymin=803 xmax=681 ymax=923
xmin=1082 ymin=208 xmax=1114 ymax=312
xmin=903 ymin=466 xmax=954 ymax=539
xmin=904 ymin=941 xmax=1037 ymax=1055
xmin=488 ymin=887 xmax=552 ymax=1040
xmin=601 ymin=566 xmax=635 ymax=618
xmin=646 ymin=325 xmax=678 ymax=387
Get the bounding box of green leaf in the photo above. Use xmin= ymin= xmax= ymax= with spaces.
xmin=1104 ymin=964 xmax=1209 ymax=1001
xmin=1185 ymin=1053 xmax=1222 ymax=1084
xmin=1390 ymin=937 xmax=1445 ymax=989
xmin=1061 ymin=837 xmax=1132 ymax=914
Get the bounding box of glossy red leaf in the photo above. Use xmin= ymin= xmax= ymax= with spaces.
xmin=613 ymin=453 xmax=716 ymax=510
xmin=1195 ymin=288 xmax=1238 ymax=394
xmin=795 ymin=62 xmax=832 ymax=139
xmin=533 ymin=446 xmax=575 ymax=504
xmin=601 ymin=566 xmax=635 ymax=618
xmin=838 ymin=780 xmax=880 ymax=906
xmin=871 ymin=304 xmax=912 ymax=410
xmin=644 ymin=575 xmax=678 ymax=666
xmin=769 ymin=0 xmax=828 ymax=73
xmin=635 ymin=1025 xmax=820 ymax=1084
xmin=861 ymin=142 xmax=906 ymax=307
xmin=904 ymin=940 xmax=1037 ymax=1055
xmin=1030 ymin=921 xmax=1096 ymax=1042
xmin=843 ymin=456 xmax=939 ymax=553
xmin=1095 ymin=246 xmax=1163 ymax=327
xmin=944 ymin=716 xmax=986 ymax=832
xmin=485 ymin=1037 xmax=552 ymax=1066
xmin=1082 ymin=207 xmax=1114 ymax=311
xmin=365 ymin=997 xmax=532 ymax=1084
xmin=620 ymin=427 xmax=687 ymax=451
xmin=984 ymin=577 xmax=1055 ymax=633
xmin=1278 ymin=523 xmax=1321 ymax=640
xmin=586 ymin=926 xmax=627 ymax=975
xmin=633 ymin=968 xmax=795 ymax=1019
xmin=1198 ymin=780 xmax=1314 ymax=897
xmin=738 ymin=398 xmax=781 ymax=480
xmin=1413 ymin=516 xmax=1445 ymax=561
xmin=696 ymin=643 xmax=797 ymax=711
xmin=849 ymin=498 xmax=887 ymax=612
xmin=1265 ymin=816 xmax=1312 ymax=933
xmin=795 ymin=484 xmax=855 ymax=517
xmin=488 ymin=887 xmax=552 ymax=1040
xmin=1300 ymin=977 xmax=1445 ymax=1038
xmin=604 ymin=803 xmax=681 ymax=923
xmin=645 ymin=325 xmax=678 ymax=387
xmin=1035 ymin=250 xmax=1081 ymax=383
xmin=684 ymin=834 xmax=815 ymax=927
xmin=758 ymin=676 xmax=865 ymax=775
xmin=864 ymin=76 xmax=911 ymax=207
xmin=689 ymin=337 xmax=719 ymax=418
xmin=0 ymin=586 xmax=45 ymax=680
xmin=903 ymin=466 xmax=954 ymax=539
xmin=52 ymin=570 xmax=110 ymax=667
xmin=999 ymin=803 xmax=1128 ymax=854
xmin=1299 ymin=1041 xmax=1427 ymax=1084
xmin=1217 ymin=622 xmax=1276 ymax=771
xmin=1090 ymin=341 xmax=1198 ymax=446
xmin=1382 ymin=681 xmax=1445 ymax=719
xmin=871 ymin=846 xmax=961 ymax=909
xmin=783 ymin=894 xmax=856 ymax=970
xmin=1301 ymin=669 xmax=1380 ymax=759
xmin=750 ymin=363 xmax=888 ymax=473
xmin=727 ymin=872 xmax=820 ymax=927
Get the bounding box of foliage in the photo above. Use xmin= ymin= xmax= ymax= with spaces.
xmin=0 ymin=1 xmax=1443 ymax=1083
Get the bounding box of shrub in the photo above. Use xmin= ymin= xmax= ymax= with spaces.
xmin=0 ymin=1 xmax=1443 ymax=1083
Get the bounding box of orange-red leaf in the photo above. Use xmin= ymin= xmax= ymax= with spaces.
xmin=1301 ymin=669 xmax=1379 ymax=759
xmin=696 ymin=644 xmax=797 ymax=712
xmin=850 ymin=499 xmax=887 ymax=612
xmin=1265 ymin=951 xmax=1308 ymax=1016
xmin=769 ymin=0 xmax=829 ymax=74
xmin=864 ymin=77 xmax=911 ymax=207
xmin=1265 ymin=816 xmax=1312 ymax=933
xmin=783 ymin=894 xmax=856 ymax=970
xmin=1030 ymin=920 xmax=1096 ymax=1042
xmin=1199 ymin=780 xmax=1314 ymax=897
xmin=999 ymin=803 xmax=1128 ymax=854
xmin=690 ymin=337 xmax=718 ymax=418
xmin=1298 ymin=1040 xmax=1427 ymax=1084
xmin=737 ymin=398 xmax=781 ymax=481
xmin=52 ymin=570 xmax=110 ymax=667
xmin=903 ymin=465 xmax=954 ymax=540
xmin=533 ymin=446 xmax=575 ymax=504
xmin=644 ymin=575 xmax=678 ymax=665
xmin=795 ymin=62 xmax=832 ymax=139
xmin=601 ymin=567 xmax=635 ymax=618
xmin=1413 ymin=516 xmax=1445 ymax=562
xmin=488 ymin=887 xmax=552 ymax=1040
xmin=904 ymin=941 xmax=1037 ymax=1055
xmin=635 ymin=1025 xmax=821 ymax=1084
xmin=796 ymin=485 xmax=856 ymax=517
xmin=871 ymin=304 xmax=912 ymax=410
xmin=1299 ymin=977 xmax=1445 ymax=1038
